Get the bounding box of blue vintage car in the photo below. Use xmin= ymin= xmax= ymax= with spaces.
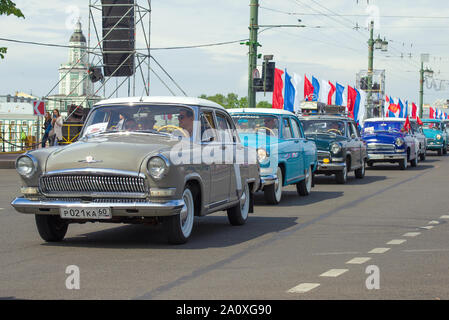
xmin=421 ymin=119 xmax=448 ymax=155
xmin=362 ymin=118 xmax=419 ymax=170
xmin=229 ymin=108 xmax=317 ymax=205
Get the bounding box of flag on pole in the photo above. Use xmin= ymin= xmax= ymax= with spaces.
xmin=347 ymin=85 xmax=357 ymax=119
xmin=411 ymin=102 xmax=418 ymax=119
xmin=319 ymin=79 xmax=331 ymax=104
xmin=283 ymin=69 xmax=295 ymax=112
xmin=328 ymin=81 xmax=336 ymax=105
xmin=353 ymin=88 xmax=361 ymax=124
xmin=398 ymin=99 xmax=404 ymax=118
xmin=312 ymin=76 xmax=320 ymax=102
xmin=403 ymin=115 xmax=411 ymax=132
xmin=291 ymin=73 xmax=302 ymax=113
xmin=335 ymin=82 xmax=345 ymax=106
xmin=429 ymin=107 xmax=435 ymax=119
xmin=304 ymin=75 xmax=314 ymax=101
xmin=272 ymin=68 xmax=284 ymax=109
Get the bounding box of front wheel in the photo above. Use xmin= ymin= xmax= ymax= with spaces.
xmin=165 ymin=186 xmax=195 ymax=244
xmin=419 ymin=152 xmax=426 ymax=161
xmin=335 ymin=165 xmax=348 ymax=184
xmin=399 ymin=157 xmax=408 ymax=170
xmin=264 ymin=167 xmax=283 ymax=205
xmin=444 ymin=145 xmax=448 ymax=155
xmin=297 ymin=167 xmax=312 ymax=196
xmin=35 ymin=215 xmax=68 ymax=242
xmin=410 ymin=155 xmax=418 ymax=167
xmin=227 ymin=183 xmax=250 ymax=226
xmin=437 ymin=148 xmax=443 ymax=156
xmin=354 ymin=160 xmax=366 ymax=179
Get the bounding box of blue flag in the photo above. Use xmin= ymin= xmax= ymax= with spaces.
xmin=283 ymin=69 xmax=295 ymax=112
xmin=398 ymin=99 xmax=404 ymax=118
xmin=312 ymin=76 xmax=320 ymax=102
xmin=335 ymin=82 xmax=345 ymax=106
xmin=353 ymin=88 xmax=361 ymax=124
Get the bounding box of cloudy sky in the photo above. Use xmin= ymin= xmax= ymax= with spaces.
xmin=1 ymin=0 xmax=449 ymax=106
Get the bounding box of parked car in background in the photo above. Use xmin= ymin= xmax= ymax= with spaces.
xmin=421 ymin=119 xmax=448 ymax=155
xmin=410 ymin=118 xmax=427 ymax=161
xmin=299 ymin=114 xmax=367 ymax=184
xmin=11 ymin=97 xmax=261 ymax=244
xmin=362 ymin=118 xmax=418 ymax=169
xmin=229 ymin=108 xmax=317 ymax=205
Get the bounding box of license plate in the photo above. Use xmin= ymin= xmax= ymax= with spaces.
xmin=60 ymin=207 xmax=112 ymax=220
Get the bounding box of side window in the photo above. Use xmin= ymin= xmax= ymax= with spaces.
xmin=200 ymin=111 xmax=217 ymax=143
xmin=282 ymin=118 xmax=293 ymax=139
xmin=290 ymin=118 xmax=302 ymax=138
xmin=348 ymin=122 xmax=356 ymax=138
xmin=215 ymin=112 xmax=234 ymax=143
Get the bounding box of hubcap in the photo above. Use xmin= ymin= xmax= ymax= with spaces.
xmin=180 ymin=189 xmax=194 ymax=238
xmin=240 ymin=184 xmax=250 ymax=220
xmin=275 ymin=167 xmax=282 ymax=201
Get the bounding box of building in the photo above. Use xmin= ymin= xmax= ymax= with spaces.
xmin=47 ymin=21 xmax=102 ymax=116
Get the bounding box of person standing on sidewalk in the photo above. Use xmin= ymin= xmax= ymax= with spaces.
xmin=41 ymin=112 xmax=52 ymax=148
xmin=51 ymin=109 xmax=63 ymax=146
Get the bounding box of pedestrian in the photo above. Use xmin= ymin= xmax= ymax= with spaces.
xmin=41 ymin=112 xmax=52 ymax=148
xmin=51 ymin=109 xmax=63 ymax=146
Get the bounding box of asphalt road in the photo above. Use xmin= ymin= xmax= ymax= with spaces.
xmin=0 ymin=154 xmax=448 ymax=300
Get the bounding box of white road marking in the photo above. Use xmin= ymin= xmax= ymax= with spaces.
xmin=440 ymin=215 xmax=449 ymax=219
xmin=346 ymin=257 xmax=371 ymax=264
xmin=368 ymin=248 xmax=390 ymax=254
xmin=319 ymin=269 xmax=348 ymax=277
xmin=428 ymin=221 xmax=440 ymax=225
xmin=420 ymin=226 xmax=434 ymax=230
xmin=404 ymin=249 xmax=449 ymax=253
xmin=287 ymin=283 xmax=320 ymax=293
xmin=0 ymin=208 xmax=4 ymax=210
xmin=387 ymin=239 xmax=406 ymax=245
xmin=403 ymin=232 xmax=421 ymax=237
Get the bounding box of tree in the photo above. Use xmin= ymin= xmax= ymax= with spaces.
xmin=0 ymin=0 xmax=24 ymax=59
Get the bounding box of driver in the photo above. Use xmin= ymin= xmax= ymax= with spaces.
xmin=178 ymin=109 xmax=194 ymax=137
xmin=142 ymin=115 xmax=157 ymax=131
xmin=328 ymin=122 xmax=342 ymax=135
xmin=263 ymin=117 xmax=278 ymax=136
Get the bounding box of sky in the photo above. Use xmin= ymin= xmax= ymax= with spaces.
xmin=1 ymin=0 xmax=449 ymax=106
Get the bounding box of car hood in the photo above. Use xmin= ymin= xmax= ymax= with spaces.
xmin=305 ymin=133 xmax=346 ymax=150
xmin=45 ymin=133 xmax=181 ymax=173
xmin=422 ymin=128 xmax=443 ymax=139
xmin=362 ymin=131 xmax=404 ymax=144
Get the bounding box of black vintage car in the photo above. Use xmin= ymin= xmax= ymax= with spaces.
xmin=299 ymin=115 xmax=367 ymax=184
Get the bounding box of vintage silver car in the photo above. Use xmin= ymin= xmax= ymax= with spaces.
xmin=11 ymin=97 xmax=260 ymax=244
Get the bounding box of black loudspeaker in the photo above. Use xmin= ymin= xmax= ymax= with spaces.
xmin=101 ymin=0 xmax=135 ymax=77
xmin=88 ymin=67 xmax=104 ymax=83
xmin=262 ymin=61 xmax=275 ymax=92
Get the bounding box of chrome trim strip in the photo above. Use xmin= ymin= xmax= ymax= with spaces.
xmin=43 ymin=168 xmax=146 ymax=179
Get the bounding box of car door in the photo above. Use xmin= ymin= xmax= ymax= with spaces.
xmin=281 ymin=117 xmax=303 ymax=184
xmin=215 ymin=110 xmax=239 ymax=202
xmin=290 ymin=117 xmax=308 ymax=175
xmin=347 ymin=121 xmax=361 ymax=169
xmin=200 ymin=110 xmax=231 ymax=207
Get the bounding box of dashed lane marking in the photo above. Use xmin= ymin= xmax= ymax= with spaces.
xmin=428 ymin=221 xmax=440 ymax=225
xmin=368 ymin=248 xmax=391 ymax=254
xmin=420 ymin=226 xmax=434 ymax=230
xmin=387 ymin=239 xmax=407 ymax=245
xmin=319 ymin=269 xmax=349 ymax=278
xmin=346 ymin=257 xmax=371 ymax=264
xmin=313 ymin=251 xmax=360 ymax=256
xmin=440 ymin=215 xmax=449 ymax=219
xmin=403 ymin=232 xmax=421 ymax=237
xmin=287 ymin=283 xmax=320 ymax=294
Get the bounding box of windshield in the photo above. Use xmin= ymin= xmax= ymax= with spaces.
xmin=422 ymin=122 xmax=442 ymax=130
xmin=82 ymin=104 xmax=195 ymax=138
xmin=363 ymin=121 xmax=403 ymax=134
xmin=231 ymin=115 xmax=279 ymax=136
xmin=302 ymin=120 xmax=346 ymax=136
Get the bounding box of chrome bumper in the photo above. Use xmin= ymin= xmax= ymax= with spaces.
xmin=11 ymin=197 xmax=184 ymax=217
xmin=259 ymin=174 xmax=278 ymax=190
xmin=317 ymin=161 xmax=346 ymax=171
xmin=367 ymin=153 xmax=407 ymax=161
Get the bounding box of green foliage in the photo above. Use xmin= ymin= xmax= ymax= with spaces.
xmin=0 ymin=0 xmax=24 ymax=59
xmin=199 ymin=93 xmax=271 ymax=109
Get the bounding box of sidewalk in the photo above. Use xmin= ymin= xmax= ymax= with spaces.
xmin=0 ymin=153 xmax=23 ymax=169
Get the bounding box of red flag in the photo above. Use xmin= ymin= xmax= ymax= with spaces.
xmin=411 ymin=102 xmax=418 ymax=119
xmin=417 ymin=116 xmax=423 ymax=125
xmin=328 ymin=81 xmax=336 ymax=105
xmin=272 ymin=68 xmax=284 ymax=109
xmin=429 ymin=107 xmax=435 ymax=119
xmin=347 ymin=85 xmax=357 ymax=119
xmin=304 ymin=75 xmax=314 ymax=101
xmin=403 ymin=115 xmax=411 ymax=132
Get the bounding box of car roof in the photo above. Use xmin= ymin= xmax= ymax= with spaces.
xmin=94 ymin=96 xmax=226 ymax=110
xmin=228 ymin=108 xmax=295 ymax=116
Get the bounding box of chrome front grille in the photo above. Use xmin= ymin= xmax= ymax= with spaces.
xmin=367 ymin=143 xmax=395 ymax=152
xmin=317 ymin=151 xmax=330 ymax=160
xmin=40 ymin=174 xmax=147 ymax=196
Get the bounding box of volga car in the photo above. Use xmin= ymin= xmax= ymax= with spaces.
xmin=299 ymin=114 xmax=367 ymax=184
xmin=410 ymin=119 xmax=427 ymax=161
xmin=362 ymin=118 xmax=418 ymax=170
xmin=229 ymin=108 xmax=317 ymax=205
xmin=11 ymin=97 xmax=260 ymax=244
xmin=421 ymin=119 xmax=448 ymax=155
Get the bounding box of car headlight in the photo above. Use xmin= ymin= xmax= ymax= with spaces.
xmin=147 ymin=156 xmax=169 ymax=180
xmin=257 ymin=148 xmax=268 ymax=163
xmin=436 ymin=134 xmax=442 ymax=140
xmin=16 ymin=155 xmax=37 ymax=178
xmin=330 ymin=143 xmax=342 ymax=155
xmin=395 ymin=138 xmax=405 ymax=147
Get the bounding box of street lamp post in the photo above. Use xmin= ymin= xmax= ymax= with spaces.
xmin=419 ymin=57 xmax=434 ymax=118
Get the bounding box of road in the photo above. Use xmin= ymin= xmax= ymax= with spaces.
xmin=0 ymin=154 xmax=448 ymax=300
